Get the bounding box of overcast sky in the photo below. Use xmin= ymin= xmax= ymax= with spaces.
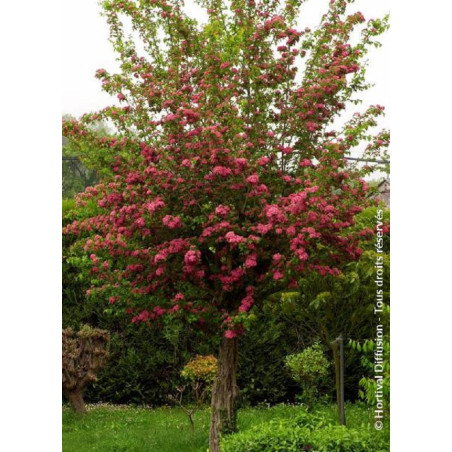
xmin=62 ymin=0 xmax=390 ymax=126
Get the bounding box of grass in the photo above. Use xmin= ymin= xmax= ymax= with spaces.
xmin=62 ymin=402 xmax=381 ymax=452
xmin=63 ymin=404 xmax=210 ymax=452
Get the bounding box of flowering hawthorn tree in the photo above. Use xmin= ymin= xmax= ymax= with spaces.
xmin=63 ymin=0 xmax=388 ymax=449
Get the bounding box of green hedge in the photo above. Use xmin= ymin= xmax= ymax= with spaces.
xmin=222 ymin=419 xmax=307 ymax=451
xmin=308 ymin=425 xmax=389 ymax=452
xmin=222 ymin=410 xmax=389 ymax=452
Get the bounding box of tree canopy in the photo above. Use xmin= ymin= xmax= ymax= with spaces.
xmin=63 ymin=0 xmax=388 ymax=337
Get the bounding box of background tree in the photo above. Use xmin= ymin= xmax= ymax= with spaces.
xmin=62 ymin=115 xmax=113 ymax=198
xmin=62 ymin=0 xmax=388 ymax=449
xmin=63 ymin=143 xmax=99 ymax=199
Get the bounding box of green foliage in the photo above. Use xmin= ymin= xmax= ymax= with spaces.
xmin=62 ymin=155 xmax=98 ymax=199
xmin=350 ymin=313 xmax=390 ymax=414
xmin=237 ymin=306 xmax=300 ymax=406
xmin=83 ymin=321 xmax=217 ymax=406
xmin=222 ymin=407 xmax=389 ymax=452
xmin=62 ymin=140 xmax=98 ymax=199
xmin=357 ymin=346 xmax=390 ymax=412
xmin=354 ymin=206 xmax=390 ymax=252
xmin=308 ymin=425 xmax=389 ymax=452
xmin=63 ymin=198 xmax=94 ymax=330
xmin=181 ymin=355 xmax=218 ymax=384
xmin=285 ymin=344 xmax=330 ymax=384
xmin=87 ymin=328 xmax=181 ymax=405
xmin=267 ymin=218 xmax=390 ymax=402
xmin=285 ymin=344 xmax=330 ymax=408
xmin=175 ymin=355 xmax=218 ymax=419
xmin=222 ymin=419 xmax=308 ymax=451
xmin=62 ymin=198 xmax=76 ymax=216
xmin=62 ymin=116 xmax=115 ymax=198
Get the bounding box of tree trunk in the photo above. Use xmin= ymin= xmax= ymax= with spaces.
xmin=209 ymin=336 xmax=239 ymax=452
xmin=65 ymin=389 xmax=87 ymax=414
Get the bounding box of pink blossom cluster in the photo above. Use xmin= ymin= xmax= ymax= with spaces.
xmin=225 ymin=231 xmax=245 ymax=244
xmin=162 ymin=215 xmax=182 ymax=229
xmin=146 ymin=197 xmax=165 ymax=213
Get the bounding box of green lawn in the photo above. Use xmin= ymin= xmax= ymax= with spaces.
xmin=62 ymin=403 xmax=383 ymax=452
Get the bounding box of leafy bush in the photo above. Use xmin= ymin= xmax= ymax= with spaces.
xmin=308 ymin=425 xmax=389 ymax=451
xmin=181 ymin=355 xmax=218 ymax=385
xmin=222 ymin=410 xmax=389 ymax=452
xmin=285 ymin=344 xmax=330 ymax=408
xmin=83 ymin=321 xmax=215 ymax=406
xmin=221 ymin=418 xmax=309 ymax=452
xmin=285 ymin=344 xmax=330 ymax=383
xmin=354 ymin=206 xmax=390 ymax=253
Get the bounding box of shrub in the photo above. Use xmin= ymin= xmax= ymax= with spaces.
xmin=62 ymin=198 xmax=76 ymax=217
xmin=221 ymin=419 xmax=309 ymax=452
xmin=181 ymin=354 xmax=218 ymax=388
xmin=285 ymin=344 xmax=330 ymax=408
xmin=222 ymin=410 xmax=389 ymax=452
xmin=84 ymin=323 xmax=200 ymax=406
xmin=308 ymin=425 xmax=389 ymax=452
xmin=179 ymin=354 xmax=218 ymax=410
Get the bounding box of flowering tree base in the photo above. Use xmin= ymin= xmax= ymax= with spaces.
xmin=209 ymin=337 xmax=238 ymax=452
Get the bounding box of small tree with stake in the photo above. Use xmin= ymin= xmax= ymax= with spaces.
xmin=62 ymin=325 xmax=110 ymax=414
